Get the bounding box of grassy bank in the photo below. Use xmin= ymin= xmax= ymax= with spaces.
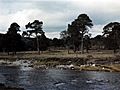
xmin=80 ymin=64 xmax=120 ymax=72
xmin=0 ymin=50 xmax=120 ymax=72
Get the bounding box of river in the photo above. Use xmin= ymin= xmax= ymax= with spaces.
xmin=0 ymin=65 xmax=120 ymax=90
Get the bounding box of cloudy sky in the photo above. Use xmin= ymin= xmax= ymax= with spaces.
xmin=0 ymin=0 xmax=120 ymax=38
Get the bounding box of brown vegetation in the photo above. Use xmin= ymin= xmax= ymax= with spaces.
xmin=0 ymin=50 xmax=120 ymax=72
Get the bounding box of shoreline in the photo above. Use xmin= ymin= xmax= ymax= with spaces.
xmin=0 ymin=55 xmax=120 ymax=72
xmin=0 ymin=50 xmax=120 ymax=72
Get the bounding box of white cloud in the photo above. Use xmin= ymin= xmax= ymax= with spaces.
xmin=0 ymin=8 xmax=68 ymax=38
xmin=45 ymin=32 xmax=60 ymax=39
xmin=0 ymin=8 xmax=68 ymax=32
xmin=90 ymin=25 xmax=104 ymax=37
xmin=0 ymin=0 xmax=120 ymax=38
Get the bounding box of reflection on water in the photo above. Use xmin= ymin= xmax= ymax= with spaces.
xmin=0 ymin=66 xmax=120 ymax=90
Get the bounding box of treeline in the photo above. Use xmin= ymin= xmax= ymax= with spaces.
xmin=0 ymin=20 xmax=64 ymax=55
xmin=60 ymin=14 xmax=120 ymax=53
xmin=0 ymin=14 xmax=120 ymax=54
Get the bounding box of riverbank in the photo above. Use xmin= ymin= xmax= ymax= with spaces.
xmin=0 ymin=50 xmax=120 ymax=72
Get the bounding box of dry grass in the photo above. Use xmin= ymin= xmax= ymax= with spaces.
xmin=0 ymin=50 xmax=117 ymax=60
xmin=80 ymin=64 xmax=120 ymax=72
xmin=0 ymin=50 xmax=120 ymax=72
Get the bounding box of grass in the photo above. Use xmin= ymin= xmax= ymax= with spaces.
xmin=80 ymin=65 xmax=120 ymax=72
xmin=0 ymin=50 xmax=120 ymax=72
xmin=0 ymin=50 xmax=116 ymax=59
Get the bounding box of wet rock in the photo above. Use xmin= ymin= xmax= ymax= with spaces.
xmin=86 ymin=80 xmax=93 ymax=84
xmin=54 ymin=82 xmax=65 ymax=86
xmin=23 ymin=60 xmax=27 ymax=63
xmin=6 ymin=86 xmax=25 ymax=90
xmin=0 ymin=83 xmax=24 ymax=90
xmin=28 ymin=64 xmax=33 ymax=67
xmin=35 ymin=65 xmax=47 ymax=69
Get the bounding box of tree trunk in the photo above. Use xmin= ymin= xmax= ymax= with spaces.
xmin=36 ymin=34 xmax=40 ymax=55
xmin=86 ymin=47 xmax=88 ymax=53
xmin=74 ymin=45 xmax=76 ymax=53
xmin=81 ymin=32 xmax=84 ymax=54
xmin=7 ymin=51 xmax=9 ymax=55
xmin=114 ymin=49 xmax=116 ymax=53
xmin=67 ymin=46 xmax=69 ymax=54
xmin=113 ymin=31 xmax=117 ymax=54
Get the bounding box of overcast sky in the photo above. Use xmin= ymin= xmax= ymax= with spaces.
xmin=0 ymin=0 xmax=120 ymax=38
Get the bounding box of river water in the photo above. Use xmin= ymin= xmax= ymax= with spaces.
xmin=0 ymin=66 xmax=120 ymax=90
